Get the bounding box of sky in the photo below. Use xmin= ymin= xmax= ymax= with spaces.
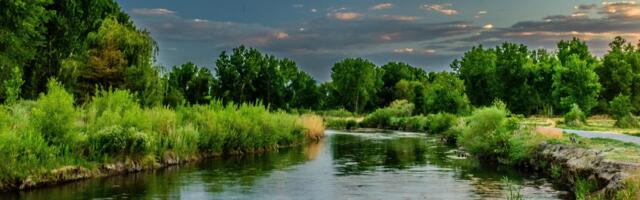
xmin=116 ymin=0 xmax=640 ymax=81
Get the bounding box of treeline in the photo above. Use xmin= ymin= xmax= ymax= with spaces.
xmin=3 ymin=0 xmax=640 ymax=119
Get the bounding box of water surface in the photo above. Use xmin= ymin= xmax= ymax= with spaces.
xmin=2 ymin=130 xmax=568 ymax=200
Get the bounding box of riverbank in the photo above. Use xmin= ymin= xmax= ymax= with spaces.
xmin=326 ymin=104 xmax=640 ymax=199
xmin=0 ymin=84 xmax=324 ymax=192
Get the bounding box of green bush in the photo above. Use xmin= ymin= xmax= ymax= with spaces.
xmin=88 ymin=126 xmax=154 ymax=157
xmin=609 ymin=94 xmax=638 ymax=128
xmin=31 ymin=80 xmax=79 ymax=147
xmin=425 ymin=113 xmax=457 ymax=134
xmin=458 ymin=106 xmax=515 ymax=159
xmin=564 ymin=104 xmax=587 ymax=127
xmin=318 ymin=109 xmax=354 ymax=117
xmin=361 ymin=100 xmax=414 ymax=128
xmin=507 ymin=130 xmax=546 ymax=164
xmin=325 ymin=118 xmax=358 ymax=130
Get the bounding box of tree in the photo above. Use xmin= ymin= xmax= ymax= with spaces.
xmin=597 ymin=36 xmax=640 ymax=112
xmin=423 ymin=72 xmax=471 ymax=115
xmin=0 ymin=0 xmax=50 ymax=101
xmin=330 ymin=58 xmax=380 ymax=113
xmin=552 ymin=55 xmax=601 ymax=114
xmin=494 ymin=43 xmax=538 ymax=115
xmin=451 ymin=45 xmax=498 ymax=106
xmin=530 ymin=49 xmax=561 ymax=115
xmin=214 ymin=46 xmax=262 ymax=104
xmin=72 ymin=17 xmax=162 ymax=106
xmin=167 ymin=62 xmax=214 ymax=105
xmin=4 ymin=66 xmax=24 ymax=104
xmin=557 ymin=37 xmax=595 ymax=66
xmin=609 ymin=94 xmax=638 ymax=128
xmin=378 ymin=62 xmax=426 ymax=107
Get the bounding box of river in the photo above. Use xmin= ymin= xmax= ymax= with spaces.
xmin=2 ymin=130 xmax=569 ymax=200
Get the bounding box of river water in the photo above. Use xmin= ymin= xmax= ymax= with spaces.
xmin=2 ymin=130 xmax=568 ymax=200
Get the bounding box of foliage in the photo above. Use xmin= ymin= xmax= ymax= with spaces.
xmin=361 ymin=100 xmax=414 ymax=128
xmin=423 ymin=72 xmax=471 ymax=115
xmin=609 ymin=94 xmax=638 ymax=128
xmin=378 ymin=62 xmax=426 ymax=107
xmin=325 ymin=118 xmax=359 ymax=130
xmin=330 ymin=58 xmax=381 ymax=113
xmin=166 ymin=62 xmax=213 ymax=105
xmin=451 ymin=45 xmax=498 ymax=106
xmin=565 ymin=104 xmax=587 ymax=127
xmin=553 ymin=55 xmax=601 ymax=114
xmin=458 ymin=106 xmax=516 ymax=159
xmin=4 ymin=66 xmax=24 ymax=104
xmin=31 ymin=80 xmax=78 ymax=146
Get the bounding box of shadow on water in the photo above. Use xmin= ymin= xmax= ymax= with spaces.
xmin=1 ymin=131 xmax=568 ymax=200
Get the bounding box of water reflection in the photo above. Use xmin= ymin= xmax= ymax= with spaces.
xmin=1 ymin=131 xmax=567 ymax=200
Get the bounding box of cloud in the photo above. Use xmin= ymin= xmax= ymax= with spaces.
xmin=371 ymin=3 xmax=393 ymax=10
xmin=421 ymin=4 xmax=459 ymax=15
xmin=575 ymin=3 xmax=597 ymax=11
xmin=475 ymin=10 xmax=487 ymax=18
xmin=311 ymin=8 xmax=318 ymax=13
xmin=131 ymin=8 xmax=176 ymax=16
xmin=394 ymin=48 xmax=414 ymax=53
xmin=328 ymin=12 xmax=364 ymax=21
xmin=292 ymin=4 xmax=304 ymax=8
xmin=482 ymin=24 xmax=494 ymax=29
xmin=600 ymin=1 xmax=640 ymax=19
xmin=382 ymin=15 xmax=422 ymax=21
xmin=275 ymin=32 xmax=289 ymax=39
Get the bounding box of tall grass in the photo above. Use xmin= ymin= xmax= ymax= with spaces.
xmin=0 ymin=80 xmax=322 ymax=186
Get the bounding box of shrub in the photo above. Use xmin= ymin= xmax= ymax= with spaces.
xmin=507 ymin=129 xmax=546 ymax=164
xmin=425 ymin=113 xmax=457 ymax=134
xmin=564 ymin=104 xmax=587 ymax=127
xmin=318 ymin=109 xmax=354 ymax=117
xmin=31 ymin=80 xmax=78 ymax=147
xmin=458 ymin=106 xmax=515 ymax=159
xmin=325 ymin=118 xmax=358 ymax=130
xmin=88 ymin=126 xmax=154 ymax=158
xmin=609 ymin=94 xmax=638 ymax=128
xmin=85 ymin=89 xmax=149 ymax=134
xmin=300 ymin=115 xmax=325 ymax=140
xmin=361 ymin=100 xmax=414 ymax=128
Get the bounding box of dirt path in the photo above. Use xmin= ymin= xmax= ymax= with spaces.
xmin=538 ymin=127 xmax=640 ymax=145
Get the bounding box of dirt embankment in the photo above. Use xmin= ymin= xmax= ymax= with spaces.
xmin=531 ymin=143 xmax=640 ymax=197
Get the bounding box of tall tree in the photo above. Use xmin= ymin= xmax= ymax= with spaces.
xmin=167 ymin=62 xmax=214 ymax=105
xmin=0 ymin=0 xmax=50 ymax=102
xmin=552 ymin=55 xmax=601 ymax=114
xmin=451 ymin=45 xmax=498 ymax=106
xmin=423 ymin=72 xmax=471 ymax=115
xmin=597 ymin=36 xmax=640 ymax=112
xmin=330 ymin=58 xmax=380 ymax=113
xmin=378 ymin=62 xmax=426 ymax=107
xmin=557 ymin=37 xmax=595 ymax=66
xmin=494 ymin=43 xmax=538 ymax=115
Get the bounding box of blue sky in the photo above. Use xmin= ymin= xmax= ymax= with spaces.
xmin=116 ymin=0 xmax=639 ymax=81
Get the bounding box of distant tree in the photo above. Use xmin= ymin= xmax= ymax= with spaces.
xmin=331 ymin=58 xmax=380 ymax=113
xmin=609 ymin=94 xmax=638 ymax=128
xmin=167 ymin=62 xmax=214 ymax=105
xmin=214 ymin=46 xmax=262 ymax=104
xmin=4 ymin=66 xmax=24 ymax=104
xmin=73 ymin=18 xmax=162 ymax=106
xmin=597 ymin=36 xmax=640 ymax=113
xmin=451 ymin=45 xmax=498 ymax=106
xmin=423 ymin=72 xmax=471 ymax=115
xmin=378 ymin=62 xmax=426 ymax=106
xmin=557 ymin=37 xmax=595 ymax=66
xmin=552 ymin=55 xmax=601 ymax=114
xmin=530 ymin=49 xmax=561 ymax=115
xmin=494 ymin=43 xmax=538 ymax=115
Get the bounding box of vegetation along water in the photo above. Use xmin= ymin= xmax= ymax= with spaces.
xmin=3 ymin=0 xmax=640 ymax=199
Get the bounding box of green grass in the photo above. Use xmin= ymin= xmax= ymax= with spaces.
xmin=0 ymin=82 xmax=315 ymax=186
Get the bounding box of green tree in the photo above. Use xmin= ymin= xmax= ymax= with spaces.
xmin=494 ymin=43 xmax=538 ymax=115
xmin=530 ymin=49 xmax=561 ymax=115
xmin=0 ymin=0 xmax=50 ymax=101
xmin=597 ymin=36 xmax=640 ymax=112
xmin=451 ymin=45 xmax=498 ymax=106
xmin=423 ymin=72 xmax=471 ymax=115
xmin=378 ymin=62 xmax=426 ymax=106
xmin=214 ymin=46 xmax=261 ymax=104
xmin=552 ymin=55 xmax=601 ymax=114
xmin=167 ymin=62 xmax=214 ymax=105
xmin=330 ymin=58 xmax=380 ymax=113
xmin=609 ymin=94 xmax=638 ymax=128
xmin=557 ymin=37 xmax=595 ymax=66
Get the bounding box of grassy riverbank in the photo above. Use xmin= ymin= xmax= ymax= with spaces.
xmin=0 ymin=81 xmax=323 ymax=191
xmin=326 ymin=101 xmax=640 ymax=199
